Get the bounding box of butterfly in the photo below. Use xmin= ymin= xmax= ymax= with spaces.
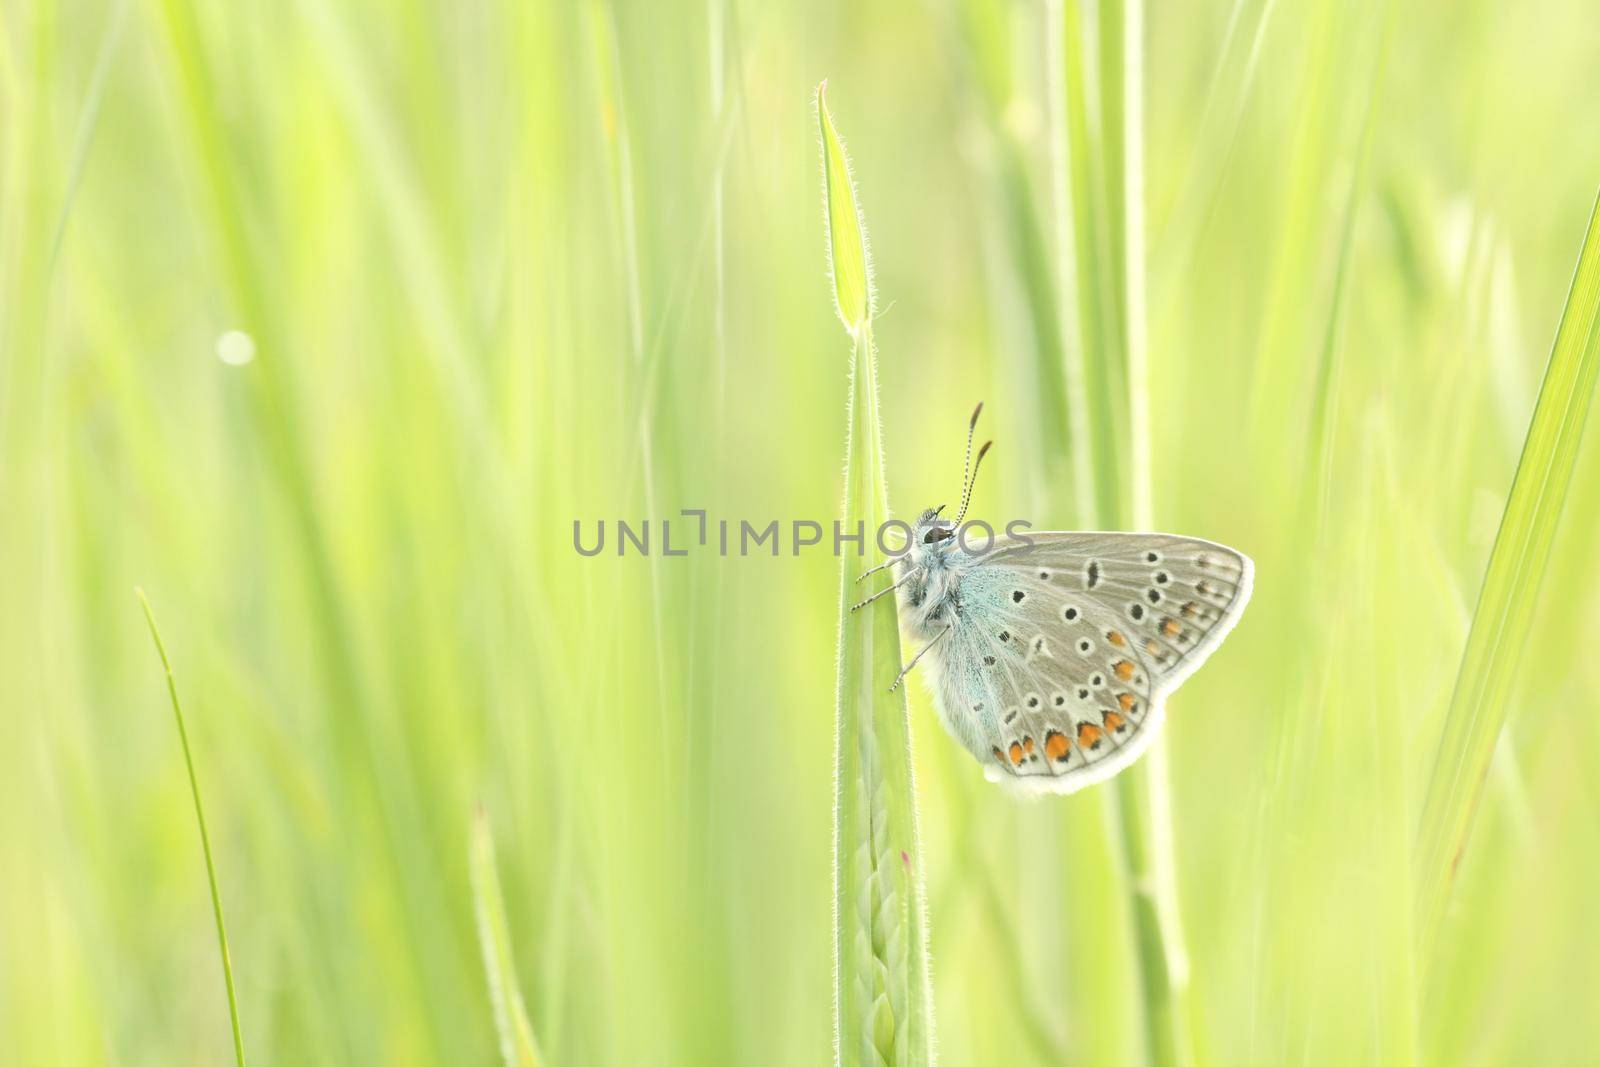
xmin=852 ymin=404 xmax=1253 ymax=796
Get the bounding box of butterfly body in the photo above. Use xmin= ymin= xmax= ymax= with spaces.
xmin=893 ymin=507 xmax=1252 ymax=796
xmin=897 ymin=508 xmax=979 ymax=631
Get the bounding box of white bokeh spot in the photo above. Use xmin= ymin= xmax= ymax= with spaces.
xmin=216 ymin=329 xmax=256 ymax=366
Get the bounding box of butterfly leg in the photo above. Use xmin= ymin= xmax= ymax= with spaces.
xmin=848 ymin=567 xmax=920 ymax=612
xmin=854 ymin=556 xmax=901 ymax=584
xmin=890 ymin=624 xmax=952 ymax=692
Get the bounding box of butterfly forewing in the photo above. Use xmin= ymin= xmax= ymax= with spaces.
xmin=929 ymin=532 xmax=1251 ymax=795
xmin=999 ymin=533 xmax=1254 ymax=685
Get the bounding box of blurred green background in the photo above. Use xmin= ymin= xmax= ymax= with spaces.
xmin=4 ymin=0 xmax=1599 ymax=1064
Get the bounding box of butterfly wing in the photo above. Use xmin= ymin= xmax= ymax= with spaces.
xmin=925 ymin=532 xmax=1252 ymax=796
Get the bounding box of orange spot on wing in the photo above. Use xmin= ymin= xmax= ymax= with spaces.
xmin=1103 ymin=710 xmax=1126 ymax=733
xmin=1044 ymin=730 xmax=1071 ymax=761
xmin=1162 ymin=618 xmax=1182 ymax=639
xmin=1009 ymin=742 xmax=1024 ymax=765
xmin=1076 ymin=722 xmax=1104 ymax=750
xmin=1106 ymin=630 xmax=1126 ymax=647
xmin=1113 ymin=660 xmax=1135 ymax=682
xmin=1181 ymin=601 xmax=1199 ymax=618
xmin=1118 ymin=692 xmax=1136 ymax=712
xmin=1022 ymin=736 xmax=1035 ymax=755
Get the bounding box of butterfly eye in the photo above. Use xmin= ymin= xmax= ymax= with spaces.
xmin=923 ymin=525 xmax=955 ymax=545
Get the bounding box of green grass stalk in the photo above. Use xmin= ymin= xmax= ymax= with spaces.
xmin=136 ymin=589 xmax=247 ymax=1067
xmin=1099 ymin=1 xmax=1196 ymax=1061
xmin=1045 ymin=0 xmax=1097 ymax=525
xmin=819 ymin=83 xmax=936 ymax=1067
xmin=1057 ymin=0 xmax=1127 ymax=525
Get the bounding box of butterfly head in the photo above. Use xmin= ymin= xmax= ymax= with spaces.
xmin=912 ymin=506 xmax=958 ymax=550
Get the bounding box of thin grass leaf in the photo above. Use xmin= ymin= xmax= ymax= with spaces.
xmin=470 ymin=808 xmax=546 ymax=1067
xmin=819 ymin=83 xmax=935 ymax=1067
xmin=1414 ymin=189 xmax=1600 ymax=969
xmin=819 ymin=82 xmax=874 ymax=334
xmin=136 ymin=589 xmax=247 ymax=1067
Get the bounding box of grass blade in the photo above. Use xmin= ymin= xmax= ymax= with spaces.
xmin=1057 ymin=0 xmax=1127 ymax=525
xmin=819 ymin=82 xmax=873 ymax=334
xmin=470 ymin=808 xmax=546 ymax=1067
xmin=819 ymin=83 xmax=935 ymax=1067
xmin=1076 ymin=1 xmax=1196 ymax=1061
xmin=1414 ymin=189 xmax=1600 ymax=969
xmin=135 ymin=589 xmax=247 ymax=1067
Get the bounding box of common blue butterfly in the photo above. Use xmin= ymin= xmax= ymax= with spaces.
xmin=853 ymin=405 xmax=1253 ymax=795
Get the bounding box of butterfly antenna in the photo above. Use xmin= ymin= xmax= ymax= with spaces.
xmin=954 ymin=440 xmax=992 ymax=525
xmin=953 ymin=402 xmax=982 ymax=505
xmin=960 ymin=402 xmax=983 ymax=483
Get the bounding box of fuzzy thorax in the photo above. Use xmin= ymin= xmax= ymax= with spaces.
xmin=896 ymin=509 xmax=978 ymax=641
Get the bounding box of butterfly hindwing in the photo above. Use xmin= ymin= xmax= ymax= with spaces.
xmin=925 ymin=532 xmax=1251 ymax=795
